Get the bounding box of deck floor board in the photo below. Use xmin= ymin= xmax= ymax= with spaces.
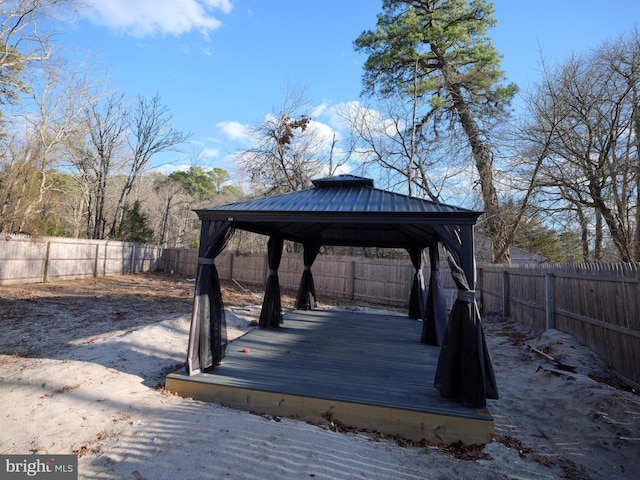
xmin=167 ymin=309 xmax=493 ymax=444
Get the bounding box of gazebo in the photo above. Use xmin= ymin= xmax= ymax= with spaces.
xmin=184 ymin=175 xmax=497 ymax=409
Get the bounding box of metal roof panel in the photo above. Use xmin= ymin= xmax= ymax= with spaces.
xmin=195 ymin=176 xmax=481 ymax=248
xmin=200 ymin=180 xmax=477 ymax=216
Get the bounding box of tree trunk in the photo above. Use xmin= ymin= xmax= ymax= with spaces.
xmin=450 ymin=85 xmax=507 ymax=262
xmin=434 ymin=47 xmax=508 ymax=263
xmin=591 ymin=183 xmax=633 ymax=262
xmin=635 ymin=161 xmax=640 ymax=261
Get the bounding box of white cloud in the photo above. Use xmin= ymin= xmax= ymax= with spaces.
xmin=317 ymin=162 xmax=352 ymax=178
xmin=306 ymin=119 xmax=335 ymax=147
xmin=216 ymin=120 xmax=250 ymax=141
xmin=152 ymin=163 xmax=189 ymax=175
xmin=334 ymin=163 xmax=352 ymax=175
xmin=198 ymin=147 xmax=220 ymax=159
xmin=320 ymin=100 xmax=361 ymax=132
xmin=330 ymin=101 xmax=404 ymax=137
xmin=310 ymin=101 xmax=330 ymax=118
xmin=83 ymin=0 xmax=233 ymax=37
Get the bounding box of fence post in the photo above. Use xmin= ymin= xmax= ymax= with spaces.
xmin=545 ymin=272 xmax=555 ymax=330
xmin=162 ymin=248 xmax=169 ymax=272
xmin=229 ymin=252 xmax=234 ymax=281
xmin=263 ymin=254 xmax=269 ymax=283
xmin=502 ymin=270 xmax=510 ymax=320
xmin=130 ymin=244 xmax=136 ymax=273
xmin=43 ymin=240 xmax=52 ymax=283
xmin=93 ymin=243 xmax=100 ymax=278
xmin=173 ymin=250 xmax=180 ymax=274
xmin=349 ymin=260 xmax=356 ymax=300
xmin=477 ymin=267 xmax=484 ymax=312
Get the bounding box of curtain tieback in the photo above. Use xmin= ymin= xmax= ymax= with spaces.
xmin=268 ymin=269 xmax=278 ymax=276
xmin=198 ymin=257 xmax=214 ymax=265
xmin=457 ymin=290 xmax=476 ymax=302
xmin=304 ymin=266 xmax=311 ymax=271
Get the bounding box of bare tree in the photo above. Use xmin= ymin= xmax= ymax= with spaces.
xmin=26 ymin=63 xmax=95 ymax=225
xmin=64 ymin=92 xmax=127 ymax=239
xmin=338 ymin=98 xmax=469 ymax=201
xmin=109 ymin=93 xmax=190 ymax=236
xmin=0 ymin=60 xmax=95 ymax=234
xmin=520 ymin=29 xmax=640 ymax=262
xmin=150 ymin=172 xmax=197 ymax=247
xmin=0 ymin=131 xmax=39 ymax=232
xmin=234 ymin=86 xmax=334 ymax=194
xmin=0 ymin=0 xmax=77 ymax=106
xmin=0 ymin=0 xmax=81 ymax=233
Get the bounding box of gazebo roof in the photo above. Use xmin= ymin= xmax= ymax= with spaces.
xmin=195 ymin=175 xmax=482 ymax=249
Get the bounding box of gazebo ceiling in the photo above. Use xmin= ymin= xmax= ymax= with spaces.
xmin=195 ymin=175 xmax=482 ymax=249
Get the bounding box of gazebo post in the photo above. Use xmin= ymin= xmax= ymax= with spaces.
xmin=407 ymin=246 xmax=426 ymax=319
xmin=259 ymin=235 xmax=284 ymax=327
xmin=461 ymin=225 xmax=476 ymax=290
xmin=421 ymin=240 xmax=447 ymax=346
xmin=295 ymin=242 xmax=320 ymax=310
xmin=434 ymin=224 xmax=498 ymax=407
xmin=186 ymin=219 xmax=234 ymax=375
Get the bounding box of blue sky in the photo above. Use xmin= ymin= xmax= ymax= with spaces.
xmin=59 ymin=1 xmax=640 ymax=174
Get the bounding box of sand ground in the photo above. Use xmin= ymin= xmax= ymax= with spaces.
xmin=1 ymin=273 xmax=638 ymax=479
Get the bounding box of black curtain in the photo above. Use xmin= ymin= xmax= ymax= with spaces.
xmin=407 ymin=246 xmax=427 ymax=319
xmin=433 ymin=249 xmax=498 ymax=407
xmin=421 ymin=241 xmax=448 ymax=346
xmin=259 ymin=235 xmax=284 ymax=327
xmin=187 ymin=220 xmax=234 ymax=375
xmin=295 ymin=242 xmax=321 ymax=310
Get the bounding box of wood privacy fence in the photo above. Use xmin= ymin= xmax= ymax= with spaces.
xmin=0 ymin=234 xmax=163 ymax=285
xmin=160 ymin=248 xmax=459 ymax=309
xmin=2 ymin=237 xmax=638 ymax=387
xmin=479 ymin=263 xmax=640 ymax=387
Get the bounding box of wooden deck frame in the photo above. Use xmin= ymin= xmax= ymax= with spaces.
xmin=166 ymin=309 xmax=493 ymax=445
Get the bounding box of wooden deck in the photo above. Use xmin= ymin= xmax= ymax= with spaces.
xmin=166 ymin=309 xmax=493 ymax=445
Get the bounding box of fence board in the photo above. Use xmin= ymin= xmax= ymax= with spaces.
xmin=481 ymin=263 xmax=640 ymax=387
xmin=510 ymin=270 xmax=546 ymax=331
xmin=0 ymin=239 xmax=47 ymax=284
xmin=47 ymin=241 xmax=97 ymax=281
xmin=314 ymin=256 xmax=356 ymax=300
xmin=160 ymin=249 xmax=454 ymax=309
xmin=0 ymin=235 xmax=162 ymax=285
